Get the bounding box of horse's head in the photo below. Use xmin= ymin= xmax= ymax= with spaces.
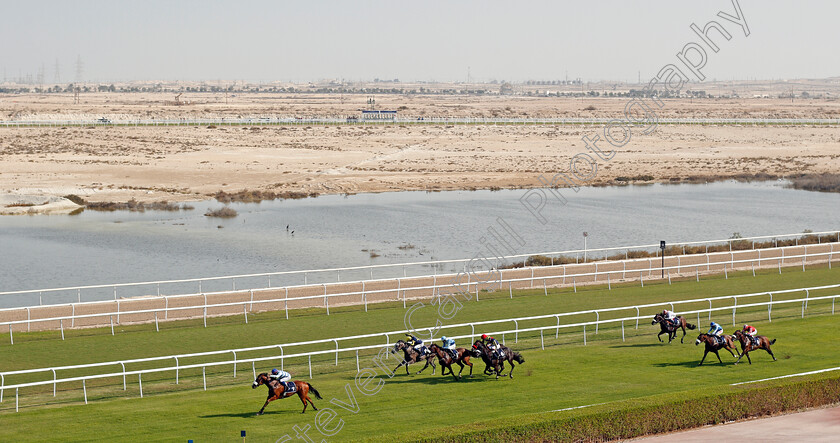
xmin=652 ymin=313 xmax=663 ymax=325
xmin=695 ymin=333 xmax=707 ymax=346
xmin=392 ymin=340 xmax=406 ymax=354
xmin=513 ymin=352 xmax=525 ymax=364
xmin=252 ymin=372 xmax=269 ymax=389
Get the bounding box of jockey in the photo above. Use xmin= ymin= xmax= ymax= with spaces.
xmin=481 ymin=334 xmax=502 ymax=359
xmin=405 ymin=333 xmax=428 ymax=355
xmin=707 ymin=321 xmax=723 ymax=337
xmin=441 ymin=336 xmax=457 ymax=359
xmin=743 ymin=324 xmax=758 ymax=345
xmin=269 ymin=368 xmax=291 ymax=383
xmin=662 ymin=309 xmax=678 ymax=325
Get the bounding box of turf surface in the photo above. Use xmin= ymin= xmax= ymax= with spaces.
xmin=1 ymin=265 xmax=838 ymax=441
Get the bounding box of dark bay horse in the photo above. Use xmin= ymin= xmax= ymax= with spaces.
xmin=391 ymin=340 xmax=437 ymax=375
xmin=694 ymin=333 xmax=737 ymax=366
xmin=732 ymin=330 xmax=777 ymax=365
xmin=428 ymin=343 xmax=473 ymax=380
xmin=652 ymin=313 xmax=696 ymax=343
xmin=472 ymin=341 xmax=525 ymax=379
xmin=252 ymin=373 xmax=322 ymax=415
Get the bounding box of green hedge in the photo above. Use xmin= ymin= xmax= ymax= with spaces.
xmin=406 ymin=377 xmax=840 ymax=442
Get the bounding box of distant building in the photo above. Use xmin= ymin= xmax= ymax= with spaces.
xmin=361 ymin=110 xmax=397 ymax=120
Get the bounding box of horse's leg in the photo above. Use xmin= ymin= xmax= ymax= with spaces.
xmin=657 ymin=330 xmax=664 ymax=342
xmin=714 ymin=350 xmax=723 ymax=364
xmin=257 ymin=398 xmax=271 ymax=415
xmin=699 ymin=349 xmax=708 ymax=366
xmin=449 ymin=363 xmax=459 ymax=381
xmin=680 ymin=325 xmax=687 ymax=344
xmin=765 ymin=345 xmax=777 ymax=361
xmin=465 ymin=358 xmax=473 ymax=377
xmin=725 ymin=346 xmax=736 ymax=358
xmin=745 ymin=350 xmax=752 ymax=365
xmin=299 ymin=392 xmax=308 ymax=414
xmin=455 ymin=361 xmax=465 ymax=379
xmin=508 ymin=360 xmax=516 ymax=379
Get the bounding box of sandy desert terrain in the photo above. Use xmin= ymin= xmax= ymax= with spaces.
xmin=1 ymin=85 xmax=839 ymax=205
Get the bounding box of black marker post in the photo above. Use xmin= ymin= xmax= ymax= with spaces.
xmin=660 ymin=241 xmax=666 ymax=279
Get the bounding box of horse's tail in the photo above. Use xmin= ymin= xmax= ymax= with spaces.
xmin=686 ymin=322 xmax=696 ymax=330
xmin=769 ymin=338 xmax=777 ymax=345
xmin=307 ymin=383 xmax=323 ymax=400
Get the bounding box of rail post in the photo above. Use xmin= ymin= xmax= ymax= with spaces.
xmin=154 ymin=312 xmax=159 ymax=332
xmin=768 ymin=293 xmax=773 ymax=321
xmin=285 ymin=288 xmax=289 ymax=319
xmin=139 ymin=374 xmax=143 ymax=398
xmin=203 ymin=367 xmax=206 ymax=391
xmin=356 ymin=350 xmax=360 ymax=372
xmin=164 ymin=296 xmax=168 ymax=319
xmin=509 ymin=283 xmax=513 ymax=299
xmin=252 ymin=361 xmax=256 ymax=380
xmin=249 ymin=290 xmax=254 ymax=312
xmin=175 ymin=357 xmax=179 ymax=384
xmin=635 ymin=307 xmax=640 ymax=328
xmin=573 ymin=277 xmax=577 ymax=292
xmin=540 ymin=330 xmax=544 ymax=350
xmin=53 ymin=369 xmax=58 ymax=395
xmin=324 ymin=284 xmax=329 ymax=315
xmin=583 ymin=325 xmax=587 ymax=345
xmin=595 ymin=311 xmax=600 ymax=334
xmin=556 ymin=315 xmax=560 ymax=338
xmin=363 ymin=281 xmax=368 ymax=312
xmin=72 ymin=304 xmax=75 ymax=327
xmin=243 ymin=305 xmax=248 ymax=324
xmin=696 ymin=267 xmax=699 ymax=282
xmin=543 ymin=278 xmax=547 ymax=296
xmin=334 ymin=340 xmax=339 ymax=365
xmin=805 ymin=289 xmax=810 ymax=310
xmin=640 ymin=271 xmax=644 ymax=287
xmin=621 ymin=320 xmax=625 ymax=341
xmin=60 ymin=319 xmax=64 ymax=340
xmin=308 ymin=355 xmax=312 ymax=379
xmin=83 ymin=380 xmax=87 ymax=404
xmin=732 ymin=296 xmax=737 ymax=326
xmin=8 ymin=325 xmax=12 ymax=345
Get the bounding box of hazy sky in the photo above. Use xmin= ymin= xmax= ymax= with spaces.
xmin=2 ymin=0 xmax=838 ymax=83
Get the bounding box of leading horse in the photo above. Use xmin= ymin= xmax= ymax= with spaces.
xmin=472 ymin=340 xmax=525 ymax=379
xmin=391 ymin=340 xmax=437 ymax=375
xmin=252 ymin=373 xmax=322 ymax=415
xmin=652 ymin=313 xmax=696 ymax=343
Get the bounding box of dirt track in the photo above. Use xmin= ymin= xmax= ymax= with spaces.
xmin=2 ymin=242 xmax=836 ymax=333
xmin=632 ymin=404 xmax=840 ymax=442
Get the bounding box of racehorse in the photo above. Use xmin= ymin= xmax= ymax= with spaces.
xmin=428 ymin=343 xmax=473 ymax=380
xmin=732 ymin=330 xmax=777 ymax=365
xmin=391 ymin=340 xmax=437 ymax=375
xmin=694 ymin=333 xmax=738 ymax=366
xmin=652 ymin=313 xmax=696 ymax=343
xmin=251 ymin=373 xmax=322 ymax=415
xmin=472 ymin=340 xmax=525 ymax=379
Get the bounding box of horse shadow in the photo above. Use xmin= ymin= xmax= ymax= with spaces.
xmin=652 ymin=360 xmax=733 ymax=368
xmin=200 ymin=411 xmax=285 ymax=419
xmin=385 ymin=374 xmax=495 ymax=385
xmin=609 ymin=343 xmax=676 ymax=348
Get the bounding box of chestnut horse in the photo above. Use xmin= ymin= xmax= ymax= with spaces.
xmin=428 ymin=343 xmax=473 ymax=380
xmin=732 ymin=330 xmax=777 ymax=365
xmin=652 ymin=313 xmax=696 ymax=343
xmin=251 ymin=373 xmax=322 ymax=415
xmin=694 ymin=333 xmax=737 ymax=366
xmin=391 ymin=340 xmax=437 ymax=375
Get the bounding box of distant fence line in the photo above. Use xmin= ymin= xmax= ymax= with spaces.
xmin=0 ymin=244 xmax=836 ymax=339
xmin=2 ymin=283 xmax=837 ymax=412
xmin=2 ymin=230 xmax=837 ymax=309
xmin=1 ymin=117 xmax=840 ymax=128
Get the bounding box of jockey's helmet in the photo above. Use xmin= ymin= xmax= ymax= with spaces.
xmin=271 ymin=368 xmax=279 ymax=375
xmin=441 ymin=336 xmax=447 ymax=341
xmin=481 ymin=334 xmax=488 ymax=340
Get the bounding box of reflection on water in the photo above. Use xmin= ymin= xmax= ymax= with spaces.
xmin=0 ymin=181 xmax=837 ymax=303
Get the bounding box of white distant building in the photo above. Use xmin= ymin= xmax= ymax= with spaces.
xmin=361 ymin=110 xmax=397 ymax=120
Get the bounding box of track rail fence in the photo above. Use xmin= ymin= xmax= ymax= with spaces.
xmin=2 ymin=285 xmax=837 ymax=412
xmin=1 ymin=230 xmax=838 ymax=309
xmin=0 ymin=243 xmax=837 ymax=337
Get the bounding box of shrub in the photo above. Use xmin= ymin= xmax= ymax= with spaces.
xmin=204 ymin=207 xmax=237 ymax=218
